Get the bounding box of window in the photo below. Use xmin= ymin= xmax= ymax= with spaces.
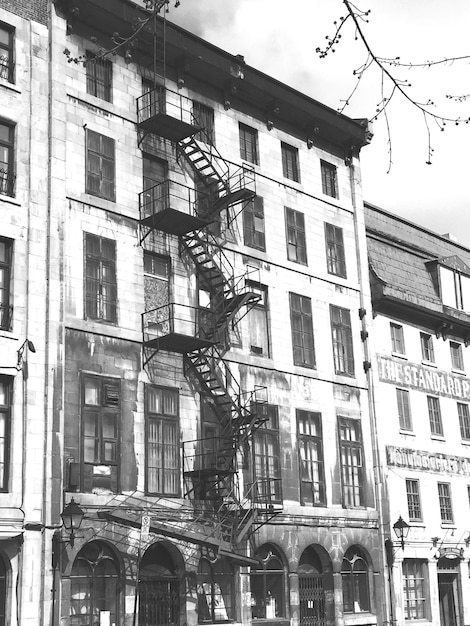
xmin=397 ymin=389 xmax=412 ymax=431
xmin=341 ymin=547 xmax=370 ymax=613
xmin=253 ymin=404 xmax=282 ymax=503
xmin=325 ymin=223 xmax=346 ymax=278
xmin=321 ymin=161 xmax=338 ymax=198
xmin=0 ymin=238 xmax=12 ymax=331
xmin=0 ymin=554 xmax=5 ymax=626
xmin=439 ymin=265 xmax=470 ymax=312
xmin=86 ymin=52 xmax=112 ymax=101
xmin=406 ymin=479 xmax=422 ymax=521
xmin=0 ymin=377 xmax=12 ymax=491
xmin=85 ymin=234 xmax=117 ymax=323
xmin=239 ymin=123 xmax=259 ymax=164
xmin=0 ymin=121 xmax=14 ymax=197
xmin=70 ymin=542 xmax=120 ymax=625
xmin=81 ymin=375 xmax=120 ymax=493
xmin=289 ymin=293 xmax=315 ymax=368
xmin=298 ymin=410 xmax=325 ymax=506
xmin=330 ymin=305 xmax=354 ymax=376
xmin=338 ymin=417 xmax=364 ymax=507
xmin=146 ymin=386 xmax=179 ymax=496
xmin=390 ymin=323 xmax=405 ymax=354
xmin=420 ymin=332 xmax=434 ymax=362
xmin=197 ymin=557 xmax=234 ymax=623
xmin=0 ymin=23 xmax=14 ymax=83
xmin=85 ymin=129 xmax=115 ymax=200
xmin=450 ymin=341 xmax=464 ymax=371
xmin=403 ymin=560 xmax=428 ymax=620
xmin=281 ymin=142 xmax=300 ymax=182
xmin=250 ymin=545 xmax=286 ymax=619
xmin=427 ymin=396 xmax=443 ymax=436
xmin=243 ymin=196 xmax=265 ymax=251
xmin=438 ymin=482 xmax=453 ymax=523
xmin=458 ymin=402 xmax=470 ymax=440
xmin=193 ymin=101 xmax=215 ymax=144
xmin=247 ymin=283 xmax=270 ymax=357
xmin=285 ymin=207 xmax=307 ymax=264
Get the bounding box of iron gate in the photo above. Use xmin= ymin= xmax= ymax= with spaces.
xmin=299 ymin=575 xmax=326 ymax=626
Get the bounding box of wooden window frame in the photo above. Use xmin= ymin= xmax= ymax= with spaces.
xmin=450 ymin=341 xmax=464 ymax=371
xmin=0 ymin=376 xmax=12 ymax=492
xmin=85 ymin=129 xmax=115 ymax=201
xmin=281 ymin=142 xmax=300 ymax=182
xmin=193 ymin=101 xmax=215 ymax=145
xmin=420 ymin=332 xmax=435 ymax=362
xmin=330 ymin=305 xmax=354 ymax=376
xmin=0 ymin=120 xmax=15 ymax=197
xmin=84 ymin=233 xmax=117 ymax=323
xmin=81 ymin=375 xmax=120 ymax=493
xmin=145 ymin=385 xmax=180 ymax=496
xmin=253 ymin=404 xmax=282 ymax=504
xmin=403 ymin=560 xmax=428 ymax=621
xmin=0 ymin=237 xmax=12 ymax=331
xmin=458 ymin=402 xmax=470 ymax=440
xmin=86 ymin=52 xmax=112 ymax=101
xmin=321 ymin=160 xmax=338 ymax=198
xmin=239 ymin=123 xmax=259 ymax=164
xmin=397 ymin=388 xmax=412 ymax=431
xmin=289 ymin=292 xmax=315 ymax=368
xmin=437 ymin=482 xmax=453 ymax=523
xmin=325 ymin=223 xmax=346 ymax=278
xmin=285 ymin=207 xmax=307 ymax=265
xmin=0 ymin=23 xmax=14 ymax=83
xmin=297 ymin=410 xmax=326 ymax=506
xmin=406 ymin=479 xmax=422 ymax=521
xmin=243 ymin=196 xmax=265 ymax=251
xmin=390 ymin=323 xmax=405 ymax=354
xmin=338 ymin=417 xmax=364 ymax=508
xmin=427 ymin=395 xmax=443 ymax=436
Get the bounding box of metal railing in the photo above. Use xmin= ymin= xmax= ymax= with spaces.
xmin=139 ymin=179 xmax=207 ymax=222
xmin=137 ymin=85 xmax=196 ymax=128
xmin=142 ymin=302 xmax=216 ymax=344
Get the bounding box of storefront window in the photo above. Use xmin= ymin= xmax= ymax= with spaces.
xmin=250 ymin=544 xmax=286 ymax=619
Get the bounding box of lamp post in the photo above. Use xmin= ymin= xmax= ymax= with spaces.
xmin=393 ymin=515 xmax=410 ymax=550
xmin=60 ymin=498 xmax=84 ymax=548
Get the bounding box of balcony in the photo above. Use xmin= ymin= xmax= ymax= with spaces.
xmin=142 ymin=303 xmax=216 ymax=355
xmin=136 ymin=86 xmax=200 ymax=142
xmin=139 ymin=180 xmax=210 ymax=239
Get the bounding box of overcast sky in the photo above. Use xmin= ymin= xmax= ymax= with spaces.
xmin=170 ymin=0 xmax=470 ymax=247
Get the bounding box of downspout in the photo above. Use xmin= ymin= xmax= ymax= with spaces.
xmin=349 ymin=155 xmax=391 ymax=626
xmin=40 ymin=1 xmax=55 ymax=623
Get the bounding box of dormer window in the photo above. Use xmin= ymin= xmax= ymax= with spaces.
xmin=427 ymin=256 xmax=470 ymax=312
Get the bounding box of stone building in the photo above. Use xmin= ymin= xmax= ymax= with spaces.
xmin=366 ymin=202 xmax=470 ymax=626
xmin=0 ymin=0 xmax=385 ymax=624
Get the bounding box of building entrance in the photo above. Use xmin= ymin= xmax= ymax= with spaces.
xmin=438 ymin=556 xmax=461 ymax=626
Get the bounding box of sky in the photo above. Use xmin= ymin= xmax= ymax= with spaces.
xmin=169 ymin=0 xmax=470 ymax=247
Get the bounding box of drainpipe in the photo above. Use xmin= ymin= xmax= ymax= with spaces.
xmin=349 ymin=156 xmax=391 ymax=626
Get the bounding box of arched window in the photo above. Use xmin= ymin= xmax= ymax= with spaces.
xmin=250 ymin=544 xmax=286 ymax=619
xmin=341 ymin=547 xmax=370 ymax=613
xmin=197 ymin=557 xmax=234 ymax=623
xmin=139 ymin=543 xmax=179 ymax=626
xmin=298 ymin=547 xmax=325 ymax=626
xmin=0 ymin=554 xmax=6 ymax=626
xmin=70 ymin=541 xmax=120 ymax=626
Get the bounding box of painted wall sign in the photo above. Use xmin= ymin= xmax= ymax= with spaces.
xmin=387 ymin=445 xmax=470 ymax=476
xmin=377 ymin=354 xmax=470 ymax=400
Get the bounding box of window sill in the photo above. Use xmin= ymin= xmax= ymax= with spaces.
xmin=0 ymin=194 xmax=20 ymax=206
xmin=421 ymin=360 xmax=437 ymax=368
xmin=399 ymin=429 xmax=415 ymax=437
xmin=0 ymin=80 xmax=21 ymax=95
xmin=451 ymin=368 xmax=466 ymax=376
xmin=391 ymin=352 xmax=407 ymax=360
xmin=343 ymin=612 xmax=377 ymax=626
xmin=430 ymin=435 xmax=446 ymax=442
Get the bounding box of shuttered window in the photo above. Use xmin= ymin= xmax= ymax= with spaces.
xmin=298 ymin=410 xmax=325 ymax=506
xmin=330 ymin=305 xmax=354 ymax=375
xmin=289 ymin=293 xmax=315 ymax=368
xmin=85 ymin=234 xmax=117 ymax=323
xmin=86 ymin=52 xmax=112 ymax=101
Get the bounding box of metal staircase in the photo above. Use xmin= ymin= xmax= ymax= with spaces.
xmin=137 ymin=82 xmax=278 ymax=546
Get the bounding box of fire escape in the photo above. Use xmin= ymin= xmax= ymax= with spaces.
xmin=137 ymin=85 xmax=281 ymax=552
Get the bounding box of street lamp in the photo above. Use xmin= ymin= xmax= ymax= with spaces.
xmin=60 ymin=498 xmax=84 ymax=548
xmin=393 ymin=515 xmax=410 ymax=550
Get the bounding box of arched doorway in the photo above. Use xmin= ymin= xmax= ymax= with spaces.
xmin=298 ymin=547 xmax=326 ymax=626
xmin=69 ymin=541 xmax=120 ymax=626
xmin=139 ymin=543 xmax=180 ymax=626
